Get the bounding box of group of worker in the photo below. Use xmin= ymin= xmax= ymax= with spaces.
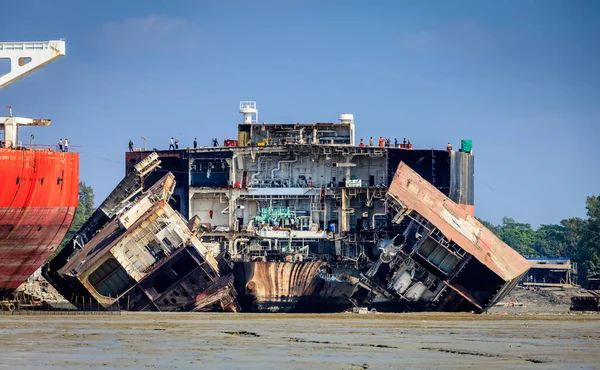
xmin=126 ymin=137 xmax=221 ymax=152
xmin=358 ymin=137 xmax=412 ymax=149
xmin=168 ymin=137 xmax=180 ymax=150
xmin=128 ymin=137 xmax=452 ymax=153
xmin=57 ymin=138 xmax=70 ymax=152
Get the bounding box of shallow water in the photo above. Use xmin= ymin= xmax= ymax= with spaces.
xmin=0 ymin=312 xmax=598 ymax=369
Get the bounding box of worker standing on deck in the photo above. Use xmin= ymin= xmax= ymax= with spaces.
xmin=407 ymin=139 xmax=411 ymax=149
xmin=403 ymin=138 xmax=407 ymax=148
xmin=128 ymin=139 xmax=134 ymax=152
xmin=394 ymin=138 xmax=398 ymax=147
xmin=447 ymin=142 xmax=452 ymax=155
xmin=169 ymin=137 xmax=175 ymax=150
xmin=212 ymin=138 xmax=219 ymax=147
xmin=379 ymin=137 xmax=384 ymax=147
xmin=175 ymin=138 xmax=179 ymax=149
xmin=193 ymin=138 xmax=198 ymax=149
xmin=64 ymin=138 xmax=69 ymax=152
xmin=369 ymin=137 xmax=373 ymax=147
xmin=358 ymin=138 xmax=365 ymax=147
xmin=58 ymin=139 xmax=63 ymax=152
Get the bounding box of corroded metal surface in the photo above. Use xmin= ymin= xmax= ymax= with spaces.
xmin=0 ymin=149 xmax=78 ymax=295
xmin=234 ymin=262 xmax=323 ymax=311
xmin=233 ymin=262 xmax=359 ymax=312
xmin=388 ymin=162 xmax=529 ymax=282
xmin=46 ymin=172 xmax=228 ymax=312
xmin=43 ymin=146 xmax=527 ymax=313
xmin=449 ymin=151 xmax=475 ymax=216
xmin=43 ymin=152 xmax=161 ymax=301
xmin=193 ymin=273 xmax=240 ymax=312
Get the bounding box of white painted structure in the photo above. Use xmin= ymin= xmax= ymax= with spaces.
xmin=339 ymin=112 xmax=356 ymax=146
xmin=0 ymin=40 xmax=66 ymax=148
xmin=0 ymin=113 xmax=50 ymax=148
xmin=338 ymin=113 xmax=354 ymax=124
xmin=239 ymin=101 xmax=258 ymax=124
xmin=0 ymin=40 xmax=66 ymax=89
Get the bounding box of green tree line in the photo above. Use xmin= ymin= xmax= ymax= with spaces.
xmin=479 ymin=194 xmax=600 ymax=286
xmin=59 ymin=181 xmax=96 ymax=249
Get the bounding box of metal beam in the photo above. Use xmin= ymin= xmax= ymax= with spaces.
xmin=0 ymin=40 xmax=66 ymax=90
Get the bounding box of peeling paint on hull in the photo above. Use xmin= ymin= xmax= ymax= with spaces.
xmin=234 ymin=262 xmax=358 ymax=313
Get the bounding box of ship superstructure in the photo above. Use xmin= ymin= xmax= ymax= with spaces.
xmin=125 ymin=103 xmax=473 ymax=269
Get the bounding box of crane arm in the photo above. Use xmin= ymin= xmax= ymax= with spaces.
xmin=0 ymin=40 xmax=66 ymax=90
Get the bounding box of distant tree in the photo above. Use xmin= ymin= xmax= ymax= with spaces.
xmin=496 ymin=217 xmax=537 ymax=257
xmin=477 ymin=194 xmax=600 ymax=286
xmin=60 ymin=182 xmax=95 ymax=248
xmin=560 ymin=217 xmax=586 ymax=259
xmin=531 ymin=224 xmax=571 ymax=258
xmin=574 ymin=195 xmax=600 ymax=284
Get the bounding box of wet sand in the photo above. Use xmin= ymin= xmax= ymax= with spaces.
xmin=0 ymin=312 xmax=599 ymax=369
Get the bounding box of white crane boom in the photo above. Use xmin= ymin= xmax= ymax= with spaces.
xmin=0 ymin=40 xmax=66 ymax=148
xmin=0 ymin=40 xmax=66 ymax=90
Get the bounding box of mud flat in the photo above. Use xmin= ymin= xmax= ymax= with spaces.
xmin=0 ymin=312 xmax=599 ymax=369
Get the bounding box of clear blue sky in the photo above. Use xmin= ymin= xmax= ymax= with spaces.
xmin=1 ymin=1 xmax=598 ymax=227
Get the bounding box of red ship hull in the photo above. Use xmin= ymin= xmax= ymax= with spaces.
xmin=0 ymin=148 xmax=78 ymax=295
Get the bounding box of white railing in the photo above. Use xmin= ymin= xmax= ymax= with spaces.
xmin=0 ymin=41 xmax=54 ymax=51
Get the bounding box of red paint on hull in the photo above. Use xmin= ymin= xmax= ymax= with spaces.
xmin=0 ymin=148 xmax=78 ymax=294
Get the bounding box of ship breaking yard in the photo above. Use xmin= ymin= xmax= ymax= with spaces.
xmin=41 ymin=103 xmax=530 ymax=315
xmin=1 ymin=40 xmax=599 ymax=368
xmin=0 ymin=103 xmax=595 ymax=368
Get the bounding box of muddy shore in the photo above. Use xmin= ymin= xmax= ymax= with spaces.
xmin=0 ymin=312 xmax=598 ymax=369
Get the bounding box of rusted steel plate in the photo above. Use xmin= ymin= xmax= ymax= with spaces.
xmin=388 ymin=162 xmax=529 ymax=282
xmin=0 ymin=149 xmax=79 ymax=293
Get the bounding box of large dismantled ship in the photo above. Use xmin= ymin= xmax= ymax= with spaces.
xmin=0 ymin=40 xmax=79 ymax=298
xmin=44 ymin=102 xmax=529 ymax=313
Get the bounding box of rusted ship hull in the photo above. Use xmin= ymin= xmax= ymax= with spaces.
xmin=42 ymin=156 xmax=240 ymax=312
xmin=192 ymin=273 xmax=240 ymax=312
xmin=0 ymin=149 xmax=79 ymax=295
xmin=50 ymin=173 xmax=223 ymax=311
xmin=233 ymin=262 xmax=358 ymax=313
xmin=44 ymin=149 xmax=528 ymax=314
xmin=350 ymin=162 xmax=530 ymax=313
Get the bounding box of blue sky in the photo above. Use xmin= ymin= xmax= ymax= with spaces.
xmin=1 ymin=1 xmax=598 ymax=227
